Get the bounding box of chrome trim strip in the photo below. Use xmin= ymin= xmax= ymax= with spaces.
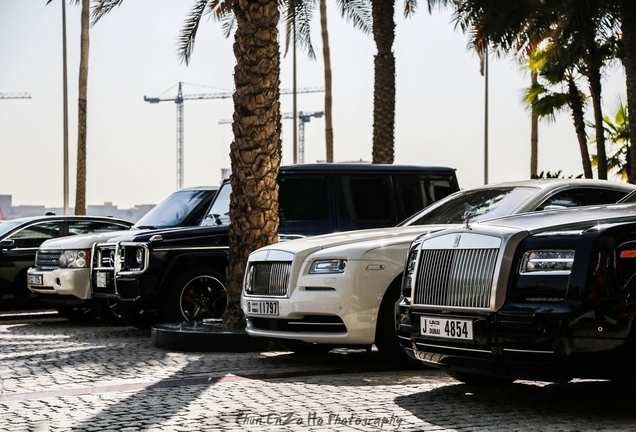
xmin=415 ymin=342 xmax=491 ymax=354
xmin=502 ymin=348 xmax=553 ymax=354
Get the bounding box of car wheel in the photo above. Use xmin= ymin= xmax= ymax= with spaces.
xmin=163 ymin=267 xmax=227 ymax=322
xmin=56 ymin=305 xmax=98 ymax=322
xmin=446 ymin=370 xmax=515 ymax=387
xmin=93 ymin=298 xmax=127 ymax=326
xmin=374 ymin=282 xmax=424 ymax=369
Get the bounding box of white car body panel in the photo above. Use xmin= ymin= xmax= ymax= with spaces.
xmin=242 ymin=224 xmax=456 ymax=344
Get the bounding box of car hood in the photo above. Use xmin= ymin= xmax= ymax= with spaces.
xmin=254 ymin=224 xmax=456 ymax=261
xmin=38 ymin=229 xmax=146 ymax=250
xmin=477 ymin=202 xmax=636 ymax=234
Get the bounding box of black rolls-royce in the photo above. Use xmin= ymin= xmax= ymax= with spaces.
xmin=397 ymin=197 xmax=636 ymax=384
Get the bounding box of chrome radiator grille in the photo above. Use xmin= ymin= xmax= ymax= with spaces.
xmin=247 ymin=262 xmax=291 ymax=296
xmin=413 ymin=248 xmax=499 ymax=309
xmin=35 ymin=251 xmax=61 ymax=271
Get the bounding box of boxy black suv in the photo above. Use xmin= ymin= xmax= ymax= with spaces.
xmin=90 ymin=163 xmax=459 ymax=328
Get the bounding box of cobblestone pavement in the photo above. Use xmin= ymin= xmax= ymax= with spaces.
xmin=1 ymin=312 xmax=635 ymax=431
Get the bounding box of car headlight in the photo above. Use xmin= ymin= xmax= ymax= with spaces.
xmin=309 ymin=259 xmax=347 ymax=274
xmin=520 ymin=250 xmax=575 ymax=274
xmin=58 ymin=250 xmax=90 ymax=268
xmin=122 ymin=246 xmax=146 ymax=271
xmin=402 ymin=249 xmax=418 ymax=297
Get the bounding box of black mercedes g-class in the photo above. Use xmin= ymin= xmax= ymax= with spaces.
xmin=91 ymin=163 xmax=459 ymax=328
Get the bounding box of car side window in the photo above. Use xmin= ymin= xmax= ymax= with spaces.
xmin=536 ymin=188 xmax=629 ymax=211
xmin=68 ymin=221 xmax=128 ymax=235
xmin=394 ymin=177 xmax=453 ymax=219
xmin=278 ymin=176 xmax=328 ymax=221
xmin=338 ymin=175 xmax=392 ymax=222
xmin=6 ymin=222 xmax=61 ymax=248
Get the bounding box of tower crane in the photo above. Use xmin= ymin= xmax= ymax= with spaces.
xmin=144 ymin=83 xmax=324 ymax=189
xmin=219 ymin=110 xmax=324 ymax=164
xmin=0 ymin=93 xmax=31 ymax=99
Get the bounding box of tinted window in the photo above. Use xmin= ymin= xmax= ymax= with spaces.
xmin=536 ymin=188 xmax=629 ymax=210
xmin=68 ymin=221 xmax=129 ymax=235
xmin=203 ymin=183 xmax=232 ymax=226
xmin=401 ymin=187 xmax=538 ymax=226
xmin=7 ymin=222 xmax=61 ymax=248
xmin=339 ymin=175 xmax=392 ymax=222
xmin=395 ymin=177 xmax=453 ymax=219
xmin=279 ymin=176 xmax=328 ymax=222
xmin=134 ymin=189 xmax=212 ymax=229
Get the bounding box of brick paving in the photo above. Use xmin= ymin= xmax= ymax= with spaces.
xmin=0 ymin=313 xmax=635 ymax=431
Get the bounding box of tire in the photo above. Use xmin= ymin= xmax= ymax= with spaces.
xmin=374 ymin=282 xmax=424 ymax=369
xmin=93 ymin=298 xmax=128 ymax=326
xmin=446 ymin=370 xmax=515 ymax=387
xmin=162 ymin=267 xmax=227 ymax=323
xmin=56 ymin=305 xmax=98 ymax=322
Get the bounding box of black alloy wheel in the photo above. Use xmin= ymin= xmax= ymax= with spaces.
xmin=165 ymin=267 xmax=227 ymax=322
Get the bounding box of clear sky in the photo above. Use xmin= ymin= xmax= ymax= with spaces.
xmin=0 ymin=0 xmax=628 ymax=210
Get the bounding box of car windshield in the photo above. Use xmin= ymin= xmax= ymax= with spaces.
xmin=201 ymin=183 xmax=231 ymax=226
xmin=399 ymin=186 xmax=539 ymax=226
xmin=133 ymin=189 xmax=211 ymax=229
xmin=0 ymin=220 xmax=23 ymax=238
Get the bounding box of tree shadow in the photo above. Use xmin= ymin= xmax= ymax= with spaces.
xmin=395 ymin=379 xmax=636 ymax=430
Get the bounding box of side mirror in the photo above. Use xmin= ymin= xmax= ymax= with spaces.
xmin=0 ymin=239 xmax=16 ymax=251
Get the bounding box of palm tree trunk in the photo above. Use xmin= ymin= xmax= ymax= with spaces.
xmin=225 ymin=0 xmax=282 ymax=328
xmin=568 ymin=77 xmax=593 ymax=179
xmin=75 ymin=0 xmax=90 ymax=215
xmin=371 ymin=0 xmax=395 ymax=164
xmin=620 ymin=0 xmax=636 ymax=184
xmin=320 ymin=0 xmax=334 ymax=162
xmin=588 ymin=67 xmax=607 ymax=179
xmin=530 ymin=71 xmax=538 ymax=178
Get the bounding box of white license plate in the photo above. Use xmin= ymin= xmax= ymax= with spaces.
xmin=28 ymin=274 xmax=42 ymax=285
xmin=96 ymin=272 xmax=108 ymax=288
xmin=420 ymin=316 xmax=473 ymax=341
xmin=247 ymin=300 xmax=279 ymax=316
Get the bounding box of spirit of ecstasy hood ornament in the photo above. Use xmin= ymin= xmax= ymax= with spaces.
xmin=462 ymin=211 xmax=473 ymax=230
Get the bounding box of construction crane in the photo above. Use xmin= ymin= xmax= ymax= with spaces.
xmin=144 ymin=82 xmax=324 ymax=189
xmin=0 ymin=93 xmax=31 ymax=99
xmin=219 ymin=110 xmax=324 ymax=164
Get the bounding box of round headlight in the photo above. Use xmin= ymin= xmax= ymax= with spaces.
xmin=135 ymin=248 xmax=144 ymax=266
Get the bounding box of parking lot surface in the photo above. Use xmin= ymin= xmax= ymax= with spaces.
xmin=1 ymin=311 xmax=635 ymax=431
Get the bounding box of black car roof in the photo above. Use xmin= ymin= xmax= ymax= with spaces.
xmin=1 ymin=215 xmax=133 ymax=225
xmin=280 ymin=163 xmax=456 ymax=174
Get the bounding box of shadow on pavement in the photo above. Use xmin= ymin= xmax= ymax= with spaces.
xmin=395 ymin=379 xmax=636 ymax=430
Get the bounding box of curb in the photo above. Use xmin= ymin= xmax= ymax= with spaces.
xmin=151 ymin=319 xmax=268 ymax=352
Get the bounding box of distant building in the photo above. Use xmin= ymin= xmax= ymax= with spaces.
xmin=0 ymin=194 xmax=153 ymax=222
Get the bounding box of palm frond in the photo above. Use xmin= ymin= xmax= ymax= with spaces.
xmin=281 ymin=0 xmax=317 ymax=60
xmin=177 ymin=0 xmax=233 ymax=65
xmin=336 ymin=0 xmax=372 ymax=35
xmin=91 ymin=0 xmax=125 ymax=25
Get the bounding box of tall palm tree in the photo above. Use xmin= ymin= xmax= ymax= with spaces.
xmin=75 ymin=0 xmax=90 ymax=215
xmin=443 ymin=0 xmax=621 ymax=180
xmin=224 ymin=0 xmax=283 ymax=328
xmin=49 ymin=0 xmax=90 ymax=214
xmin=280 ymin=0 xmax=371 ymax=163
xmin=618 ymin=0 xmax=636 ymax=183
xmin=524 ymin=46 xmax=594 ymax=178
